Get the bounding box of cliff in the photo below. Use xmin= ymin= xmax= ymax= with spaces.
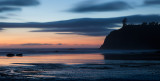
xmin=100 ymin=24 xmax=160 ymax=50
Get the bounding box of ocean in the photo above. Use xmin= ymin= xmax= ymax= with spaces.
xmin=0 ymin=48 xmax=160 ymax=81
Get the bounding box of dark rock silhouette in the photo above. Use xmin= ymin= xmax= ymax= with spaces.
xmin=6 ymin=53 xmax=15 ymax=57
xmin=100 ymin=18 xmax=160 ymax=49
xmin=16 ymin=53 xmax=23 ymax=57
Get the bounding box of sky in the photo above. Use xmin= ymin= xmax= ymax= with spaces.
xmin=0 ymin=0 xmax=160 ymax=48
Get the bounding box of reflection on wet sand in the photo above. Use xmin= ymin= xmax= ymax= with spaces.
xmin=103 ymin=53 xmax=160 ymax=60
xmin=1 ymin=53 xmax=160 ymax=81
xmin=0 ymin=54 xmax=105 ymax=66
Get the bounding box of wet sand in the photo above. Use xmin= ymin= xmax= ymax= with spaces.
xmin=0 ymin=53 xmax=160 ymax=81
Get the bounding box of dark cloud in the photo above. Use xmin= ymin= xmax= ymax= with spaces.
xmin=0 ymin=28 xmax=3 ymax=31
xmin=21 ymin=43 xmax=62 ymax=46
xmin=70 ymin=1 xmax=133 ymax=13
xmin=0 ymin=0 xmax=40 ymax=13
xmin=0 ymin=7 xmax=21 ymax=12
xmin=0 ymin=14 xmax=160 ymax=36
xmin=0 ymin=0 xmax=40 ymax=6
xmin=69 ymin=0 xmax=160 ymax=13
xmin=32 ymin=27 xmax=113 ymax=36
xmin=57 ymin=43 xmax=63 ymax=45
xmin=144 ymin=0 xmax=160 ymax=5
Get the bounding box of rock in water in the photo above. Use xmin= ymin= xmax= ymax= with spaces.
xmin=100 ymin=20 xmax=160 ymax=50
xmin=6 ymin=54 xmax=15 ymax=57
xmin=16 ymin=53 xmax=23 ymax=57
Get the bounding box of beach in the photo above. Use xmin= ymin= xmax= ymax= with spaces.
xmin=0 ymin=48 xmax=160 ymax=81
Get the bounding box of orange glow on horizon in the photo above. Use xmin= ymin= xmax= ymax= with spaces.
xmin=0 ymin=28 xmax=105 ymax=48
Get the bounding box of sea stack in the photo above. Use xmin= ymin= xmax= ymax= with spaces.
xmin=100 ymin=18 xmax=160 ymax=50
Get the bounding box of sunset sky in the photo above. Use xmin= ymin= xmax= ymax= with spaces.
xmin=0 ymin=0 xmax=160 ymax=48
